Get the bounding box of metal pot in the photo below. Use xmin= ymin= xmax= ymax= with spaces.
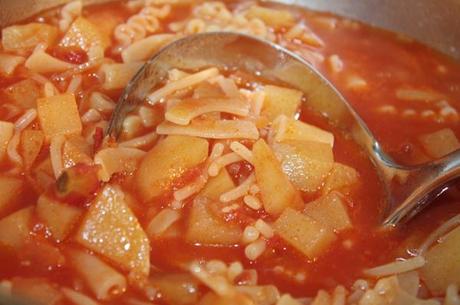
xmin=0 ymin=0 xmax=459 ymax=304
xmin=1 ymin=0 xmax=460 ymax=59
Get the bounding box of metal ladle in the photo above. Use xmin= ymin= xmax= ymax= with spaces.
xmin=106 ymin=32 xmax=460 ymax=228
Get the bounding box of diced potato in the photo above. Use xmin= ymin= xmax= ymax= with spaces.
xmin=136 ymin=135 xmax=209 ymax=202
xmin=60 ymin=17 xmax=110 ymax=53
xmin=37 ymin=93 xmax=82 ymax=138
xmin=186 ymin=197 xmax=242 ymax=245
xmin=323 ymin=163 xmax=359 ymax=194
xmin=418 ymin=128 xmax=460 ymax=158
xmin=95 ymin=147 xmax=145 ymax=182
xmin=0 ymin=53 xmax=25 ymax=75
xmin=100 ymin=62 xmax=143 ymax=90
xmin=274 ymin=208 xmax=336 ymax=259
xmin=303 ymin=192 xmax=352 ymax=232
xmin=421 ymin=226 xmax=460 ymax=295
xmin=262 ymin=85 xmax=302 ymax=122
xmin=20 ymin=129 xmax=44 ymax=169
xmin=75 ymin=185 xmax=150 ymax=276
xmin=245 ymin=6 xmax=295 ymax=28
xmin=0 ymin=176 xmax=23 ymax=218
xmin=122 ymin=34 xmax=177 ymax=63
xmin=0 ymin=121 xmax=14 ymax=162
xmin=4 ymin=79 xmax=40 ymax=109
xmin=272 ymin=141 xmax=334 ymax=193
xmin=62 ymin=135 xmax=92 ymax=169
xmin=25 ymin=49 xmax=75 ymax=74
xmin=272 ymin=115 xmax=334 ymax=146
xmin=0 ymin=207 xmax=33 ymax=250
xmin=11 ymin=278 xmax=62 ymax=305
xmin=252 ymin=139 xmax=303 ymax=216
xmin=199 ymin=168 xmax=235 ymax=201
xmin=36 ymin=195 xmax=82 ymax=242
xmin=150 ymin=273 xmax=200 ymax=305
xmin=2 ymin=23 xmax=59 ymax=52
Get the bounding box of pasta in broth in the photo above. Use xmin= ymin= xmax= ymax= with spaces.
xmin=0 ymin=1 xmax=460 ymax=305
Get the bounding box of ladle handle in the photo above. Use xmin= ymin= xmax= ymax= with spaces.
xmin=383 ymin=149 xmax=460 ymax=227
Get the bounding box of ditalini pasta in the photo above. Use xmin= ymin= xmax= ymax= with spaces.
xmin=0 ymin=1 xmax=460 ymax=305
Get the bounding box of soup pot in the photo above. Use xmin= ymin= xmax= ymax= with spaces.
xmin=0 ymin=0 xmax=459 ymax=304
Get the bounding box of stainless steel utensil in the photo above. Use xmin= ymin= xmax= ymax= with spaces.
xmin=106 ymin=32 xmax=460 ymax=227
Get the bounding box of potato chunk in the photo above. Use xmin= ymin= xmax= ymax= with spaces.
xmin=4 ymin=79 xmax=40 ymax=109
xmin=323 ymin=163 xmax=359 ymax=194
xmin=0 ymin=176 xmax=23 ymax=217
xmin=245 ymin=6 xmax=295 ymax=28
xmin=0 ymin=53 xmax=25 ymax=76
xmin=37 ymin=93 xmax=82 ymax=138
xmin=75 ymin=185 xmax=150 ymax=277
xmin=274 ymin=208 xmax=336 ymax=259
xmin=272 ymin=115 xmax=334 ymax=146
xmin=272 ymin=140 xmax=334 ymax=193
xmin=2 ymin=23 xmax=59 ymax=52
xmin=186 ymin=197 xmax=242 ymax=245
xmin=0 ymin=121 xmax=14 ymax=162
xmin=418 ymin=128 xmax=460 ymax=158
xmin=100 ymin=62 xmax=143 ymax=90
xmin=136 ymin=135 xmax=209 ymax=202
xmin=262 ymin=85 xmax=302 ymax=121
xmin=303 ymin=192 xmax=352 ymax=232
xmin=94 ymin=147 xmax=145 ymax=182
xmin=199 ymin=168 xmax=235 ymax=201
xmin=253 ymin=139 xmax=303 ymax=216
xmin=60 ymin=17 xmax=110 ymax=52
xmin=36 ymin=195 xmax=82 ymax=242
xmin=421 ymin=226 xmax=460 ymax=295
xmin=0 ymin=207 xmax=33 ymax=250
xmin=20 ymin=129 xmax=44 ymax=169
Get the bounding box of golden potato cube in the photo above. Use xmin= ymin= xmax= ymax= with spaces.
xmin=37 ymin=93 xmax=82 ymax=138
xmin=272 ymin=115 xmax=334 ymax=146
xmin=0 ymin=176 xmax=23 ymax=218
xmin=262 ymin=85 xmax=302 ymax=122
xmin=199 ymin=168 xmax=235 ymax=201
xmin=246 ymin=6 xmax=295 ymax=28
xmin=0 ymin=121 xmax=14 ymax=162
xmin=4 ymin=79 xmax=40 ymax=109
xmin=136 ymin=135 xmax=209 ymax=202
xmin=421 ymin=226 xmax=460 ymax=295
xmin=418 ymin=128 xmax=460 ymax=158
xmin=253 ymin=139 xmax=303 ymax=216
xmin=0 ymin=207 xmax=33 ymax=250
xmin=20 ymin=129 xmax=44 ymax=170
xmin=100 ymin=62 xmax=143 ymax=90
xmin=2 ymin=23 xmax=59 ymax=52
xmin=60 ymin=17 xmax=110 ymax=52
xmin=323 ymin=162 xmax=359 ymax=194
xmin=36 ymin=195 xmax=82 ymax=242
xmin=186 ymin=197 xmax=242 ymax=245
xmin=272 ymin=141 xmax=334 ymax=193
xmin=62 ymin=135 xmax=93 ymax=169
xmin=274 ymin=208 xmax=336 ymax=259
xmin=303 ymin=192 xmax=352 ymax=232
xmin=75 ymin=185 xmax=150 ymax=276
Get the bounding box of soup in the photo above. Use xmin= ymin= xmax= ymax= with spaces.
xmin=0 ymin=1 xmax=460 ymax=305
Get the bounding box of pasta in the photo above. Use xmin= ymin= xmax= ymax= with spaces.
xmin=0 ymin=1 xmax=460 ymax=305
xmin=68 ymin=249 xmax=127 ymax=300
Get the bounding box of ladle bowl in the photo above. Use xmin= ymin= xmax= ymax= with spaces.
xmin=106 ymin=32 xmax=460 ymax=227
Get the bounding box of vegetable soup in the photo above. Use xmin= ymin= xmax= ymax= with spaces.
xmin=0 ymin=1 xmax=460 ymax=305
